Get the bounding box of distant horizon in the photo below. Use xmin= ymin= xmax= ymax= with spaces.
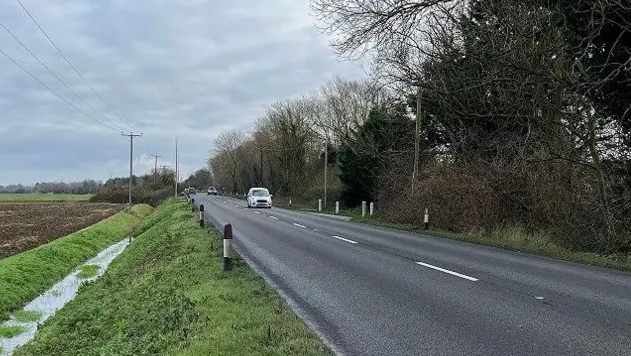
xmin=0 ymin=166 xmax=199 ymax=187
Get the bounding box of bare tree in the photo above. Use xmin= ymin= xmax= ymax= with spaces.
xmin=210 ymin=130 xmax=247 ymax=194
xmin=316 ymin=77 xmax=385 ymax=142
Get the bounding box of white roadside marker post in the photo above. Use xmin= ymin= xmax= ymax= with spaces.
xmin=369 ymin=202 xmax=374 ymax=216
xmin=223 ymin=224 xmax=233 ymax=271
xmin=361 ymin=201 xmax=367 ymax=217
xmin=199 ymin=204 xmax=205 ymax=227
xmin=424 ymin=208 xmax=429 ymax=230
xmin=335 ymin=201 xmax=339 ymax=214
xmin=318 ymin=199 xmax=322 ymax=212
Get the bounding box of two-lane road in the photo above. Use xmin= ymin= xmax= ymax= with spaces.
xmin=193 ymin=194 xmax=631 ymax=356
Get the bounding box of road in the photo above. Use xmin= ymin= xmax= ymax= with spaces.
xmin=193 ymin=194 xmax=631 ymax=356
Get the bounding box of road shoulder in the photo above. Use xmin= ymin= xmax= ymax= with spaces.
xmin=14 ymin=199 xmax=333 ymax=356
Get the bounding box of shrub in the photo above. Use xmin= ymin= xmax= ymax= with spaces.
xmin=377 ymin=158 xmax=631 ymax=254
xmin=90 ymin=187 xmax=173 ymax=207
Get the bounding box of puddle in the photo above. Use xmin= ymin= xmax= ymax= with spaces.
xmin=0 ymin=239 xmax=130 ymax=355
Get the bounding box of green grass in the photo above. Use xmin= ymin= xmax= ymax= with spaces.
xmin=276 ymin=202 xmax=631 ymax=273
xmin=0 ymin=204 xmax=153 ymax=322
xmin=0 ymin=193 xmax=92 ymax=202
xmin=0 ymin=325 xmax=25 ymax=338
xmin=77 ymin=264 xmax=100 ymax=279
xmin=14 ymin=200 xmax=332 ymax=356
xmin=12 ymin=310 xmax=41 ymax=323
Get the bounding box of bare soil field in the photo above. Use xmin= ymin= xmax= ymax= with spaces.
xmin=0 ymin=202 xmax=125 ymax=259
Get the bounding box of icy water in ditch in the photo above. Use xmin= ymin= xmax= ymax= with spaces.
xmin=0 ymin=239 xmax=130 ymax=356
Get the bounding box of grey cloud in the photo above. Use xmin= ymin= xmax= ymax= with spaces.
xmin=0 ymin=0 xmax=364 ymax=185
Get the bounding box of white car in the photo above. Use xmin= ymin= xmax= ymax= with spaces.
xmin=246 ymin=187 xmax=273 ymax=208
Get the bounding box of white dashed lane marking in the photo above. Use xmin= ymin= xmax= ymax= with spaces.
xmin=331 ymin=235 xmax=358 ymax=244
xmin=414 ymin=262 xmax=479 ymax=282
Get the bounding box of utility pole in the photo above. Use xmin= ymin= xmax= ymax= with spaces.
xmin=413 ymin=88 xmax=421 ymax=182
xmin=323 ymin=137 xmax=328 ymax=209
xmin=174 ymin=138 xmax=178 ymax=198
xmin=121 ymin=132 xmax=142 ymax=206
xmin=150 ymin=153 xmax=162 ymax=184
xmin=259 ymin=146 xmax=264 ymax=186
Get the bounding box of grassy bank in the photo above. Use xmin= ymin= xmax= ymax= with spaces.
xmin=0 ymin=204 xmax=153 ymax=321
xmin=275 ymin=201 xmax=631 ymax=273
xmin=0 ymin=194 xmax=92 ymax=202
xmin=15 ymin=199 xmax=332 ymax=356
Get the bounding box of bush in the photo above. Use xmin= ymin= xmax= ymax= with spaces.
xmin=377 ymin=159 xmax=631 ymax=254
xmin=90 ymin=187 xmax=173 ymax=207
xmin=378 ymin=163 xmax=503 ymax=232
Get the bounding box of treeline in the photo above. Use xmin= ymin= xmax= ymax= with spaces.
xmin=0 ymin=167 xmax=178 ymax=195
xmin=209 ymin=78 xmax=380 ymax=201
xmin=1 ymin=166 xmax=211 ymax=208
xmin=0 ymin=180 xmax=102 ymax=194
xmin=209 ymin=0 xmax=631 ymax=254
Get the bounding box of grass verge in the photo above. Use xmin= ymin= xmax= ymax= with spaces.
xmin=12 ymin=310 xmax=41 ymax=323
xmin=0 ymin=325 xmax=25 ymax=338
xmin=0 ymin=204 xmax=153 ymax=321
xmin=15 ymin=199 xmax=332 ymax=356
xmin=276 ymin=202 xmax=631 ymax=273
xmin=77 ymin=264 xmax=99 ymax=279
xmin=0 ymin=194 xmax=92 ymax=202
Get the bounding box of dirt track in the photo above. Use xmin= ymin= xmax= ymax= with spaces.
xmin=0 ymin=202 xmax=124 ymax=259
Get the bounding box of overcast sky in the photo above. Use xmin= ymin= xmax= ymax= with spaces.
xmin=0 ymin=0 xmax=365 ymax=185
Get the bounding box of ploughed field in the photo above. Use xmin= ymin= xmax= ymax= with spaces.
xmin=0 ymin=202 xmax=124 ymax=259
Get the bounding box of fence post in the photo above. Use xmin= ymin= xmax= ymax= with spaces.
xmin=369 ymin=202 xmax=374 ymax=216
xmin=223 ymin=224 xmax=233 ymax=271
xmin=318 ymin=199 xmax=322 ymax=212
xmin=335 ymin=201 xmax=339 ymax=214
xmin=361 ymin=201 xmax=367 ymax=217
xmin=424 ymin=208 xmax=429 ymax=230
xmin=199 ymin=204 xmax=205 ymax=227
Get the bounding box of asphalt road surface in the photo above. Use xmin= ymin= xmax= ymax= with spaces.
xmin=193 ymin=194 xmax=631 ymax=356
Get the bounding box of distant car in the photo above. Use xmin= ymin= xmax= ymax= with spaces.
xmin=207 ymin=186 xmax=218 ymax=195
xmin=246 ymin=187 xmax=273 ymax=208
xmin=187 ymin=188 xmax=196 ymax=195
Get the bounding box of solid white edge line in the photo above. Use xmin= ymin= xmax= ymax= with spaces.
xmin=331 ymin=235 xmax=358 ymax=244
xmin=292 ymin=223 xmax=307 ymax=228
xmin=415 ymin=262 xmax=479 ymax=281
xmin=269 ymin=216 xmax=278 ymax=220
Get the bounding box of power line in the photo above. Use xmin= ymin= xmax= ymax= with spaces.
xmin=0 ymin=19 xmax=128 ymax=132
xmin=14 ymin=0 xmax=137 ymax=132
xmin=0 ymin=46 xmax=120 ymax=131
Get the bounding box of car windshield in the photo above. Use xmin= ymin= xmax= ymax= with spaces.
xmin=252 ymin=189 xmax=269 ymax=197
